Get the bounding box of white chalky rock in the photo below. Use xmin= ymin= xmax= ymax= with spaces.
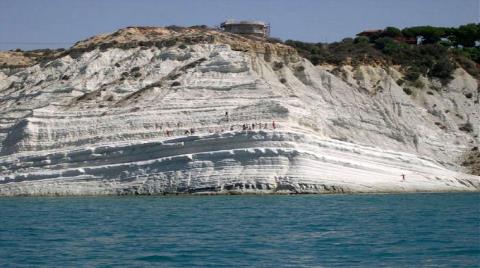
xmin=0 ymin=33 xmax=478 ymax=195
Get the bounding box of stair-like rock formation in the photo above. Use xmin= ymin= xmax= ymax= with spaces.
xmin=0 ymin=27 xmax=478 ymax=195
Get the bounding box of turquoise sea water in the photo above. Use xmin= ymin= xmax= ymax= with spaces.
xmin=0 ymin=193 xmax=479 ymax=267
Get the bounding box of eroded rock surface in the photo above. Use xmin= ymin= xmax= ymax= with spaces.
xmin=0 ymin=27 xmax=478 ymax=195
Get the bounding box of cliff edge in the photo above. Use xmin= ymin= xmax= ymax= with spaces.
xmin=0 ymin=26 xmax=478 ymax=195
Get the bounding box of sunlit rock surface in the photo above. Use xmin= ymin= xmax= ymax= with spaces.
xmin=0 ymin=27 xmax=478 ymax=195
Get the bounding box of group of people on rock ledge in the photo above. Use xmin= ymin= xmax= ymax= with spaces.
xmin=161 ymin=111 xmax=279 ymax=137
xmin=241 ymin=121 xmax=276 ymax=131
xmin=163 ymin=121 xmax=278 ymax=137
xmin=162 ymin=116 xmax=278 ymax=137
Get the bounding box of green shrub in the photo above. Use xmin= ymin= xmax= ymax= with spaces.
xmin=459 ymin=122 xmax=474 ymax=132
xmin=405 ymin=69 xmax=420 ymax=81
xmin=267 ymin=37 xmax=283 ymax=44
xmin=273 ymin=61 xmax=284 ymax=70
xmin=164 ymin=39 xmax=177 ymax=47
xmin=438 ymin=40 xmax=453 ymax=47
xmin=383 ymin=27 xmax=403 ymax=38
xmin=374 ymin=37 xmax=395 ymax=50
xmin=429 ymin=59 xmax=455 ymax=82
xmin=462 ymin=47 xmax=480 ymax=64
xmin=382 ymin=41 xmax=406 ymax=55
xmin=23 ymin=51 xmax=35 ymax=57
xmin=354 ymin=36 xmax=370 ymax=44
xmin=189 ymin=25 xmax=208 ymax=30
xmin=165 ymin=25 xmax=184 ymax=31
xmin=296 ymin=65 xmax=305 ymax=72
xmin=309 ymin=55 xmax=321 ymax=65
xmin=403 ymin=88 xmax=413 ymax=95
xmin=412 ymin=79 xmax=425 ymax=88
xmin=454 ymin=54 xmax=479 ymax=78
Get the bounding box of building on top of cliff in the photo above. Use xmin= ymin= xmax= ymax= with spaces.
xmin=220 ymin=20 xmax=270 ymax=38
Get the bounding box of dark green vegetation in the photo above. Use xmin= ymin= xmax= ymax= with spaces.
xmin=461 ymin=146 xmax=480 ymax=176
xmin=285 ymin=24 xmax=480 ymax=82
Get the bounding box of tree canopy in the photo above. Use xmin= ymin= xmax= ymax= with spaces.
xmin=373 ymin=24 xmax=480 ymax=47
xmin=283 ymin=23 xmax=480 ymax=82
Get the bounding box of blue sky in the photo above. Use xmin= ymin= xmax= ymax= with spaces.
xmin=0 ymin=0 xmax=478 ymax=50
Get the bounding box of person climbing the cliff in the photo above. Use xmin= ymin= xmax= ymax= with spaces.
xmin=401 ymin=174 xmax=406 ymax=182
xmin=272 ymin=121 xmax=276 ymax=129
xmin=225 ymin=111 xmax=229 ymax=122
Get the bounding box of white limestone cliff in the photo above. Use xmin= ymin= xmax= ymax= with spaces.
xmin=0 ymin=27 xmax=478 ymax=195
